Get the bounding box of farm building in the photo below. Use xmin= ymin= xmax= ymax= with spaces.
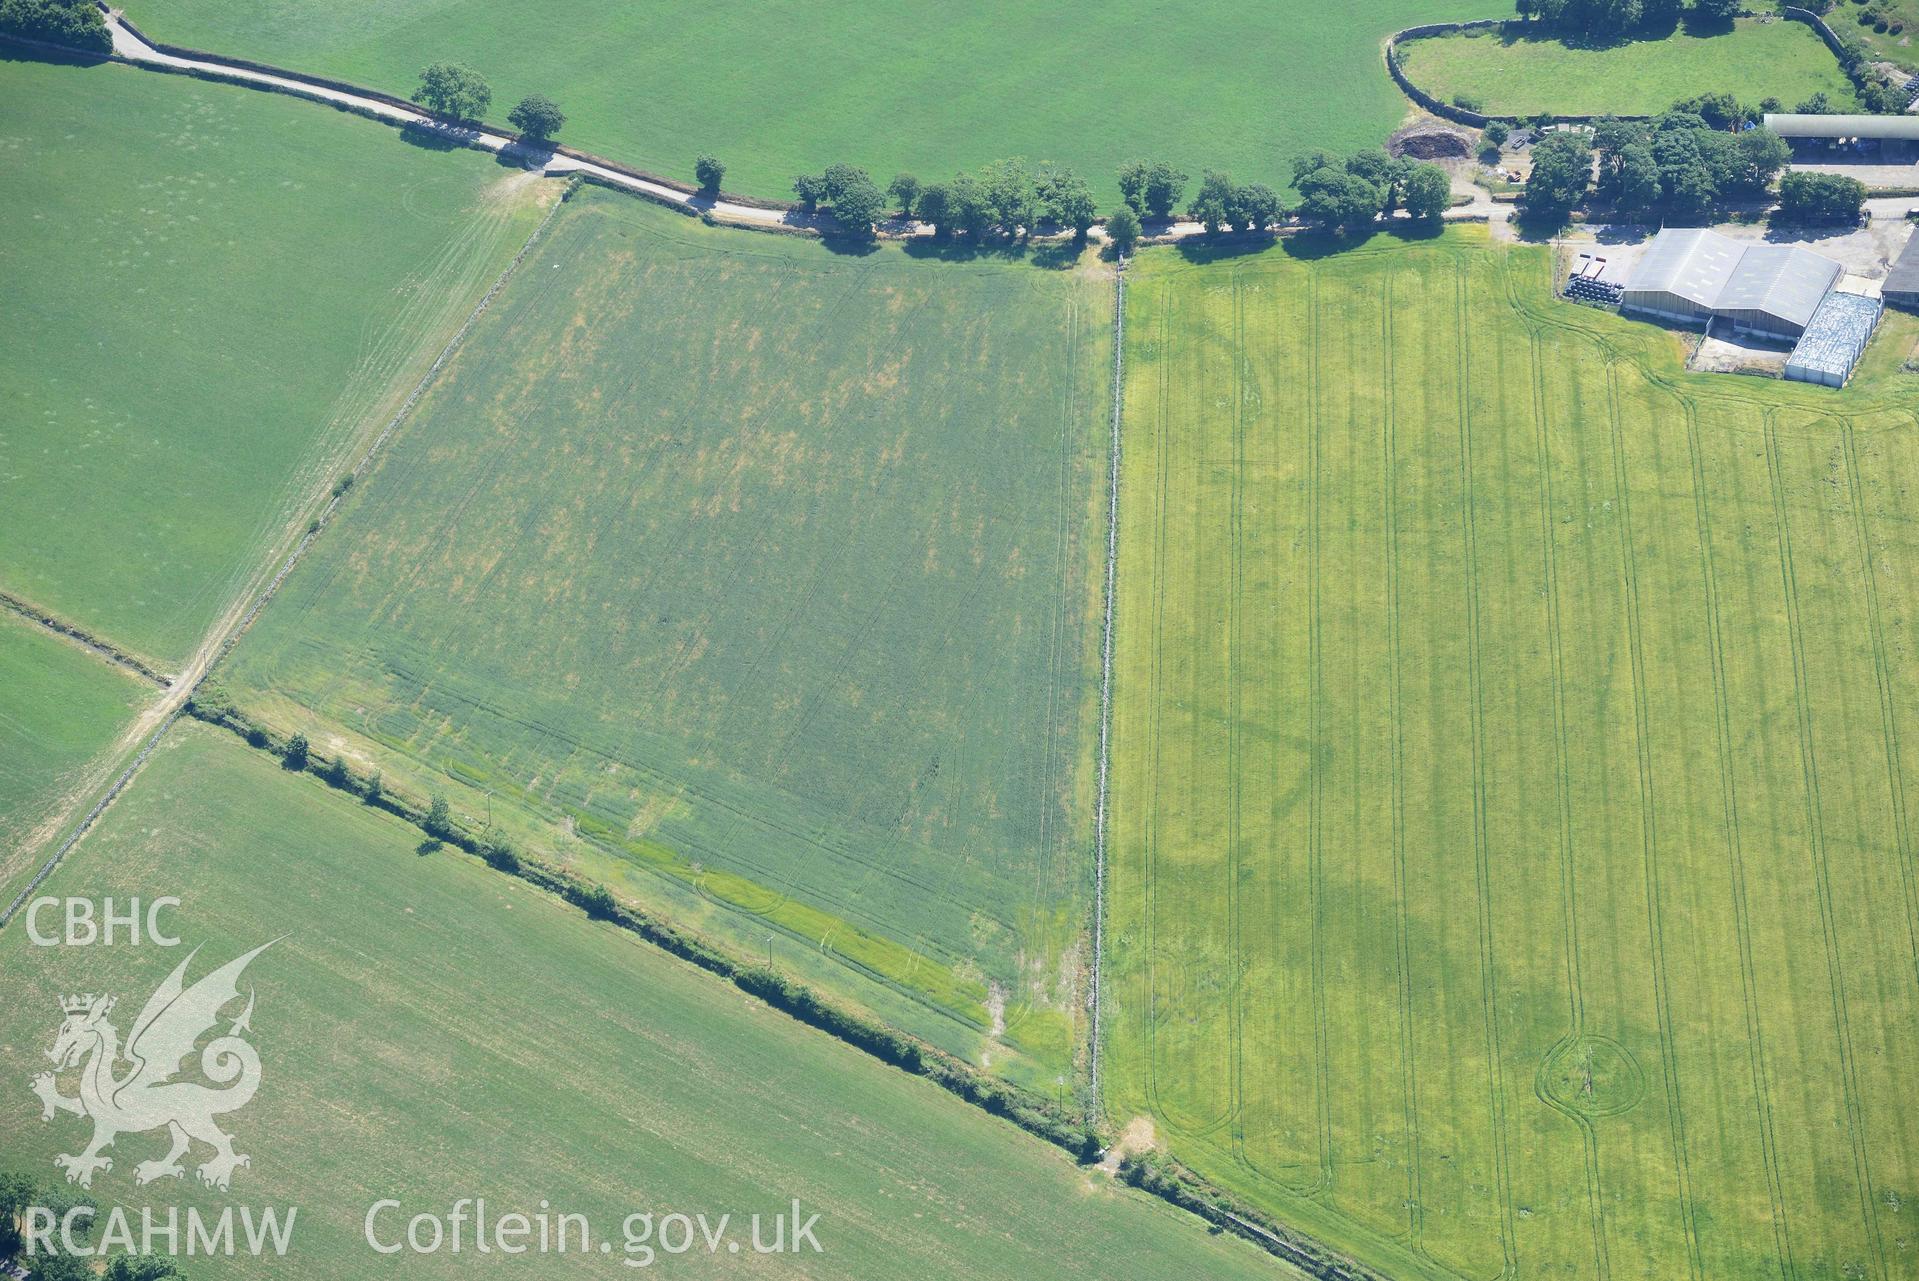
xmin=1763 ymin=113 xmax=1919 ymax=145
xmin=1784 ymin=291 xmax=1882 ymax=387
xmin=1884 ymin=234 xmax=1919 ymax=311
xmin=1620 ymin=228 xmax=1841 ymax=339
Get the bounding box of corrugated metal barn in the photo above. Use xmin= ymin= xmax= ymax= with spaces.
xmin=1763 ymin=113 xmax=1919 ymax=142
xmin=1885 ymin=234 xmax=1919 ymax=311
xmin=1620 ymin=228 xmax=1841 ymax=339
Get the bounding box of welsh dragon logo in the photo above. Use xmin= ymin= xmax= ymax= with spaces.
xmin=31 ymin=941 xmax=275 ymax=1191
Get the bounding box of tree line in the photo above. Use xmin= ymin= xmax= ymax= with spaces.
xmin=1516 ymin=0 xmax=1750 ymax=36
xmin=782 ymin=151 xmax=1452 ymax=245
xmin=1519 ymin=99 xmax=1862 ymax=224
xmin=0 ymin=0 xmax=109 ymax=53
xmin=412 ymin=62 xmax=566 ymax=143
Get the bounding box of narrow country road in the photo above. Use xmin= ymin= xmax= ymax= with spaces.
xmin=104 ymin=11 xmax=807 ymax=229
xmin=103 ymin=10 xmax=1499 ymax=244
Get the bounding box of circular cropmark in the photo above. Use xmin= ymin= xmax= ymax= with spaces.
xmin=1539 ymin=1035 xmax=1645 ymax=1119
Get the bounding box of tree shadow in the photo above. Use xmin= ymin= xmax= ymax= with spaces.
xmin=1028 ymin=237 xmax=1088 ymax=270
xmin=1511 ymin=207 xmax=1576 ymax=242
xmin=398 ymin=120 xmax=470 ymax=152
xmin=901 ymin=235 xmax=1032 ymax=263
xmin=1174 ymin=230 xmax=1283 ymax=265
xmin=1677 ymin=11 xmax=1734 ymax=38
xmin=0 ymin=40 xmax=109 ymax=69
xmin=495 ymin=139 xmax=556 ymax=170
xmin=820 ymin=233 xmax=884 ymax=257
xmin=1592 ymin=223 xmax=1655 ymax=245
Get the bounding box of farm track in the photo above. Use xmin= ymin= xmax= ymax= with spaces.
xmin=1089 ymin=263 xmax=1124 ymax=1097
xmin=1305 ymin=270 xmax=1335 ymax=1201
xmin=1381 ymin=270 xmax=1425 ymax=1256
xmin=1453 ymin=261 xmax=1520 ymax=1281
xmin=1682 ymin=398 xmax=1797 ymax=1275
xmin=1839 ymin=416 xmax=1919 ymax=999
xmin=1521 ymin=325 xmax=1609 ymax=1281
xmin=0 ymin=190 xmax=567 ymax=930
xmin=1600 ymin=357 xmax=1702 ymax=1281
xmin=1761 ymin=413 xmax=1889 ymax=1280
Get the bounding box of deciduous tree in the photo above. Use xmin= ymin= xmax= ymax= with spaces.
xmin=413 ymin=62 xmax=491 ymax=122
xmin=507 ymin=94 xmax=564 ymax=142
xmin=1403 ymin=163 xmax=1453 ymax=221
xmin=888 ymin=173 xmax=921 ymax=217
xmin=1037 ymin=165 xmax=1097 ymax=236
xmin=1520 ymin=131 xmax=1593 ymax=217
xmin=1187 ymin=170 xmax=1236 ymax=233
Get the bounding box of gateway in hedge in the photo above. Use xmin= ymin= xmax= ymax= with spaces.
xmin=1620 ymin=227 xmax=1841 ymax=339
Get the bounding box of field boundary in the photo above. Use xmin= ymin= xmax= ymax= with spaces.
xmin=1384 ymin=20 xmax=1655 ymax=127
xmin=0 ymin=588 xmax=170 ymax=686
xmin=0 ymin=182 xmax=569 ymax=933
xmin=1089 ymin=257 xmax=1125 ymax=1100
xmin=1384 ymin=11 xmax=1860 ymax=128
xmin=178 ymin=696 xmax=1383 ymax=1279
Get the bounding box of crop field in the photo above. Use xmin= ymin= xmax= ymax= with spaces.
xmin=1103 ymin=231 xmax=1919 ymax=1281
xmin=0 ymin=723 xmax=1286 ymax=1279
xmin=0 ymin=611 xmax=152 ymax=859
xmin=1396 ymin=18 xmax=1856 ymax=118
xmin=217 ymin=189 xmax=1107 ymax=1078
xmin=120 ymin=0 xmax=1481 ymax=202
xmin=0 ymin=54 xmax=551 ymax=669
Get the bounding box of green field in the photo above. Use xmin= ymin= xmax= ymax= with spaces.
xmin=1839 ymin=1 xmax=1919 ymax=74
xmin=1397 ymin=18 xmax=1856 ymax=117
xmin=1103 ymin=230 xmax=1919 ymax=1281
xmin=0 ymin=612 xmax=152 ymax=855
xmin=217 ymin=189 xmax=1107 ymax=1079
xmin=0 ymin=722 xmax=1286 ymax=1279
xmin=0 ymin=54 xmax=551 ymax=669
xmin=120 ymin=0 xmax=1483 ymax=202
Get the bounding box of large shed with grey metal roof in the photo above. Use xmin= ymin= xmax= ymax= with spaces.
xmin=1619 ymin=228 xmax=1841 ymax=339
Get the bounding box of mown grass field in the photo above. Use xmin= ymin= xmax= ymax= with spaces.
xmin=1104 ymin=229 xmax=1919 ymax=1281
xmin=0 ymin=723 xmax=1286 ymax=1279
xmin=217 ymin=189 xmax=1107 ymax=1081
xmin=121 ymin=0 xmax=1482 ymax=202
xmin=0 ymin=54 xmax=550 ymax=669
xmin=0 ymin=612 xmax=152 ymax=851
xmin=1397 ymin=18 xmax=1856 ymax=117
xmin=1840 ymin=0 xmax=1919 ymax=74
